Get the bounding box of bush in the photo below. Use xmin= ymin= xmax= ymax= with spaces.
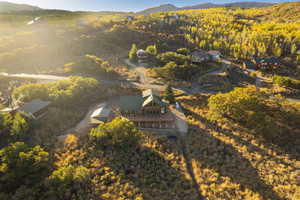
xmin=153 ymin=61 xmax=200 ymax=81
xmin=146 ymin=45 xmax=157 ymax=56
xmin=157 ymin=51 xmax=190 ymax=65
xmin=208 ymin=87 xmax=267 ymax=127
xmin=129 ymin=44 xmax=138 ymax=61
xmin=176 ymin=48 xmax=190 ymax=55
xmin=273 ymin=75 xmax=300 ymax=89
xmin=0 ymin=142 xmax=50 ymax=193
xmin=13 ymin=77 xmax=102 ymax=107
xmin=0 ymin=112 xmax=30 ymax=144
xmin=90 ymin=117 xmax=140 ymax=148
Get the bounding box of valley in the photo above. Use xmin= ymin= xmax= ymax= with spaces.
xmin=0 ymin=1 xmax=300 ymax=200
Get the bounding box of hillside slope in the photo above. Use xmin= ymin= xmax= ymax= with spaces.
xmin=138 ymin=4 xmax=178 ymax=15
xmin=0 ymin=1 xmax=41 ymax=13
xmin=138 ymin=1 xmax=274 ymax=14
xmin=257 ymin=2 xmax=300 ymax=22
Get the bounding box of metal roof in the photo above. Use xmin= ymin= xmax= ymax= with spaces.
xmin=119 ymin=96 xmax=144 ymax=112
xmin=91 ymin=107 xmax=111 ymax=118
xmin=142 ymin=89 xmax=160 ymax=98
xmin=17 ymin=99 xmax=51 ymax=115
xmin=142 ymin=95 xmax=166 ymax=108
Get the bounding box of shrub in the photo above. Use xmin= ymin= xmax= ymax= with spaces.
xmin=129 ymin=44 xmax=138 ymax=61
xmin=0 ymin=142 xmax=50 ymax=193
xmin=13 ymin=77 xmax=102 ymax=107
xmin=208 ymin=86 xmax=267 ymax=127
xmin=273 ymin=75 xmax=300 ymax=89
xmin=90 ymin=117 xmax=140 ymax=148
xmin=146 ymin=45 xmax=157 ymax=56
xmin=157 ymin=51 xmax=190 ymax=65
xmin=177 ymin=48 xmax=190 ymax=55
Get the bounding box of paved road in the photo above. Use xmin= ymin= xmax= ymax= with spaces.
xmin=0 ymin=72 xmax=69 ymax=81
xmin=170 ymin=106 xmax=188 ymax=137
xmin=58 ymin=103 xmax=107 ymax=140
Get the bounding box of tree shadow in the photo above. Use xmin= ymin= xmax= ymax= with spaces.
xmin=185 ymin=109 xmax=285 ymax=200
xmin=96 ymin=135 xmax=201 ymax=200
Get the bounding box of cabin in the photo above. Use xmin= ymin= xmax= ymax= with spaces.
xmin=137 ymin=49 xmax=150 ymax=64
xmin=191 ymin=50 xmax=210 ymax=64
xmin=253 ymin=57 xmax=281 ymax=71
xmin=119 ymin=89 xmax=175 ymax=129
xmin=90 ymin=105 xmax=111 ymax=125
xmin=1 ymin=99 xmax=51 ymax=120
xmin=208 ymin=50 xmax=221 ymax=61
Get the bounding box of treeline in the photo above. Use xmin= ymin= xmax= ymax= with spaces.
xmin=181 ymin=8 xmax=300 ymax=60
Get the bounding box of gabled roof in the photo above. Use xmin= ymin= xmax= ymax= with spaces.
xmin=91 ymin=107 xmax=111 ymax=118
xmin=142 ymin=89 xmax=160 ymax=98
xmin=142 ymin=95 xmax=166 ymax=108
xmin=17 ymin=99 xmax=51 ymax=115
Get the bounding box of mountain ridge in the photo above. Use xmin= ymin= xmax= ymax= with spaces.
xmin=138 ymin=1 xmax=275 ymax=14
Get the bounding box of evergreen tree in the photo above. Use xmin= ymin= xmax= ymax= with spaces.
xmin=164 ymin=84 xmax=175 ymax=104
xmin=129 ymin=44 xmax=138 ymax=62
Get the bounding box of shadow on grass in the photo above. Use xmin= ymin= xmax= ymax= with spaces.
xmin=96 ymin=136 xmax=200 ymax=200
xmin=185 ymin=109 xmax=285 ymax=200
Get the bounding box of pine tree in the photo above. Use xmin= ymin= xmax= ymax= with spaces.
xmin=164 ymin=84 xmax=175 ymax=104
xmin=129 ymin=44 xmax=138 ymax=62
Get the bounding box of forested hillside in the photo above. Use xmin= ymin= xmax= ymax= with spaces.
xmin=1 ymin=2 xmax=299 ymax=73
xmin=1 ymin=2 xmax=300 ymax=200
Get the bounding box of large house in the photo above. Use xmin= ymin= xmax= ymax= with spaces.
xmin=243 ymin=57 xmax=281 ymax=71
xmin=118 ymin=89 xmax=175 ymax=129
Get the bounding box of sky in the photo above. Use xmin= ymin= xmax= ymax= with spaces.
xmin=4 ymin=0 xmax=299 ymax=12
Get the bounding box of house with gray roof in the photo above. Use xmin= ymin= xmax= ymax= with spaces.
xmin=1 ymin=99 xmax=51 ymax=119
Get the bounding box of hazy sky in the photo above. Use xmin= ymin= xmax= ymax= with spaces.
xmin=4 ymin=0 xmax=298 ymax=12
